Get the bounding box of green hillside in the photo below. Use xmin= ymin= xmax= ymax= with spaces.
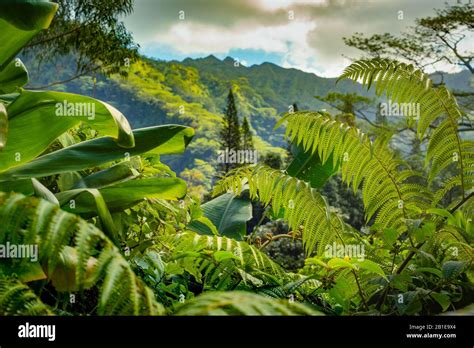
xmin=24 ymin=54 xmax=471 ymax=195
xmin=24 ymin=55 xmax=364 ymax=191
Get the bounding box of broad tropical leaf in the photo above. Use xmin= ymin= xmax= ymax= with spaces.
xmin=56 ymin=177 xmax=187 ymax=216
xmin=0 ymin=0 xmax=58 ymax=71
xmin=287 ymin=143 xmax=338 ymax=189
xmin=0 ymin=90 xmax=135 ymax=172
xmin=0 ymin=58 xmax=28 ymax=94
xmin=0 ymin=125 xmax=194 ymax=180
xmin=188 ymin=192 xmax=252 ymax=239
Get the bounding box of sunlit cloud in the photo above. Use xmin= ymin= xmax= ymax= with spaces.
xmin=124 ymin=0 xmax=450 ymax=77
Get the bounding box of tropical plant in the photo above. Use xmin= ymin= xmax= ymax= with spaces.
xmin=0 ymin=0 xmax=191 ymax=316
xmin=0 ymin=193 xmax=165 ymax=315
xmin=213 ymin=57 xmax=473 ymax=314
xmin=1 ymin=0 xmax=472 ymax=318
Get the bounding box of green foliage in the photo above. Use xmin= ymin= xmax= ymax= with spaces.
xmin=215 ymin=56 xmax=473 ymax=315
xmin=339 ymin=58 xmax=472 ymax=206
xmin=0 ymin=193 xmax=164 ymax=315
xmin=219 ymin=89 xmax=242 ymax=174
xmin=1 ymin=0 xmax=472 ymax=318
xmin=0 ymin=277 xmax=52 ymax=315
xmin=23 ymin=0 xmax=139 ymax=83
xmin=241 ymin=116 xmax=254 ymax=151
xmin=188 ymin=192 xmax=252 ymax=239
xmin=214 ymin=165 xmax=346 ymax=255
xmin=343 ymin=3 xmax=473 ymax=73
xmin=175 ymin=291 xmax=322 ymax=316
xmin=277 ymin=110 xmax=430 ymax=232
xmin=170 ymin=231 xmax=285 ymax=278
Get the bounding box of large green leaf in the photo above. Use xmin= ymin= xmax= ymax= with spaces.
xmin=56 ymin=177 xmax=187 ymax=216
xmin=0 ymin=178 xmax=34 ymax=195
xmin=286 ymin=143 xmax=338 ymax=189
xmin=0 ymin=0 xmax=58 ymax=70
xmin=59 ymin=188 xmax=119 ymax=245
xmin=72 ymin=162 xmax=138 ymax=189
xmin=188 ymin=192 xmax=252 ymax=240
xmin=0 ymin=90 xmax=135 ymax=172
xmin=0 ymin=58 xmax=28 ymax=94
xmin=0 ymin=125 xmax=194 ymax=180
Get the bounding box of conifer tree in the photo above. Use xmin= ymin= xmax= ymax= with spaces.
xmin=241 ymin=116 xmax=254 ymax=151
xmin=218 ymin=89 xmax=241 ymax=174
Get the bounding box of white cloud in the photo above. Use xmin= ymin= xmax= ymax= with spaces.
xmin=125 ymin=0 xmax=455 ymax=77
xmin=257 ymin=0 xmax=325 ymax=11
xmin=153 ymin=20 xmax=316 ymax=56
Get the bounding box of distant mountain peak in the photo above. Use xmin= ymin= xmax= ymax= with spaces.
xmin=202 ymin=54 xmax=220 ymax=62
xmin=223 ymin=56 xmax=235 ymax=64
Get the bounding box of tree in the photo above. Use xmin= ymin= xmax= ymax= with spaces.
xmin=218 ymin=89 xmax=241 ymax=174
xmin=22 ymin=0 xmax=139 ymax=88
xmin=343 ymin=3 xmax=473 ymax=74
xmin=241 ymin=116 xmax=254 ymax=151
xmin=343 ymin=3 xmax=473 ymax=160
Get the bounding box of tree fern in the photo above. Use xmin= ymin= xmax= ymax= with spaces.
xmin=275 ymin=112 xmax=430 ymax=234
xmin=174 ymin=291 xmax=322 ymax=316
xmin=0 ymin=193 xmax=164 ymax=315
xmin=338 ymin=58 xmax=473 ymax=204
xmin=214 ymin=165 xmax=346 ymax=255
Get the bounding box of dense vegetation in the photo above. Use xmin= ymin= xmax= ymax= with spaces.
xmin=0 ymin=0 xmax=472 ymax=316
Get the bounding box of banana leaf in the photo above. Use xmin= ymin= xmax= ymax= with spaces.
xmin=56 ymin=177 xmax=187 ymax=217
xmin=0 ymin=90 xmax=135 ymax=172
xmin=0 ymin=125 xmax=194 ymax=180
xmin=0 ymin=0 xmax=58 ymax=71
xmin=0 ymin=58 xmax=28 ymax=94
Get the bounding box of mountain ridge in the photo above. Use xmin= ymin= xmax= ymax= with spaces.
xmin=22 ymin=54 xmax=473 ymax=193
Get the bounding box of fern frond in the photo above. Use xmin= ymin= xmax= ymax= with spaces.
xmin=0 ymin=193 xmax=163 ymax=315
xmin=215 ymin=165 xmax=346 ymax=255
xmin=174 ymin=291 xmax=322 ymax=315
xmin=255 ymin=275 xmax=321 ymax=299
xmin=426 ymin=224 xmax=474 ymax=264
xmin=171 ymin=231 xmax=285 ymax=280
xmin=339 ymin=58 xmax=472 ymax=200
xmin=0 ymin=277 xmax=52 ymax=315
xmin=277 ymin=112 xmax=430 ymax=233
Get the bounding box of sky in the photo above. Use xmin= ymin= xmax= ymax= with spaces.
xmin=123 ymin=0 xmax=456 ymax=77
